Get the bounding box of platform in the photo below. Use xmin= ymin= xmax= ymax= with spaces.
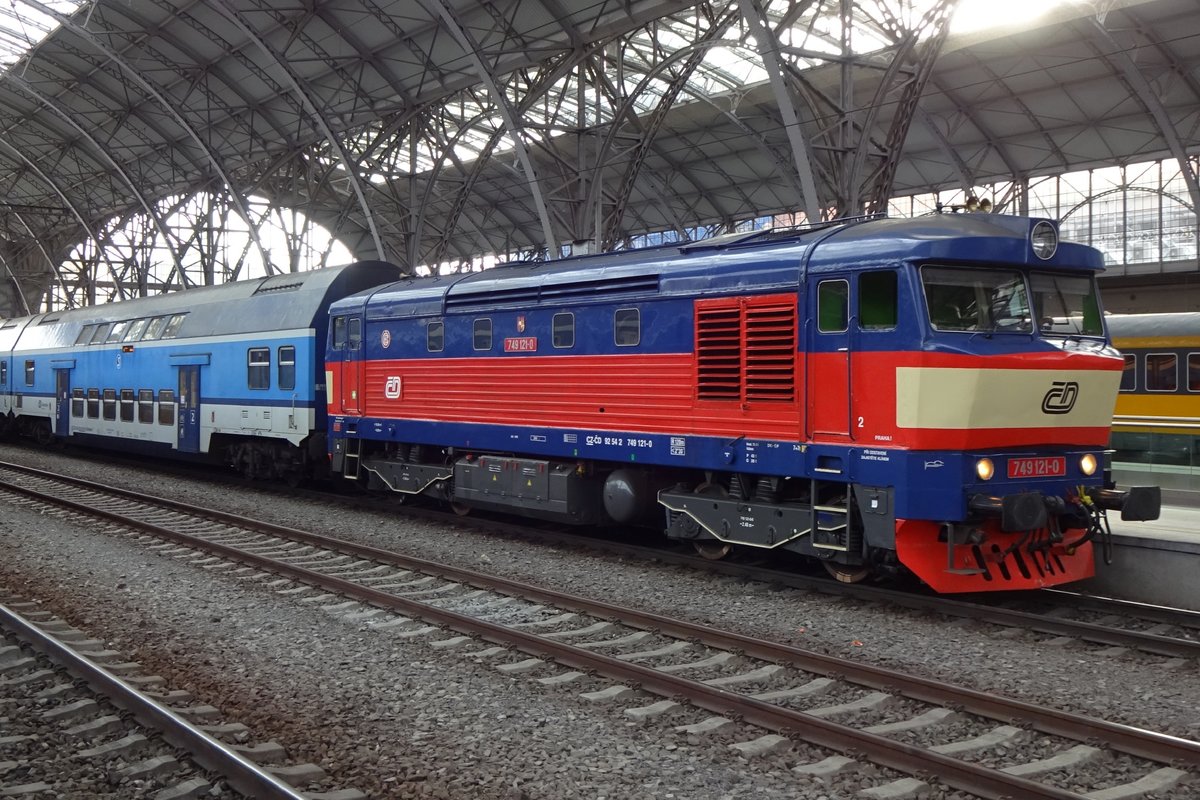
xmin=1077 ymin=506 xmax=1200 ymax=611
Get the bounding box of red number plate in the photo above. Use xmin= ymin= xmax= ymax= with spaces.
xmin=1007 ymin=456 xmax=1066 ymax=479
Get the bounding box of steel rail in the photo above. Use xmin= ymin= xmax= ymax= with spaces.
xmin=0 ymin=603 xmax=307 ymax=800
xmin=0 ymin=477 xmax=1087 ymax=800
xmin=3 ymin=463 xmax=1198 ymax=767
xmin=2 ymin=462 xmax=1200 ymax=762
xmin=3 ymin=468 xmax=1198 ymax=785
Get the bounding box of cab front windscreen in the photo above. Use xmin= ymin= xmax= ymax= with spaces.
xmin=921 ymin=266 xmax=1103 ymax=336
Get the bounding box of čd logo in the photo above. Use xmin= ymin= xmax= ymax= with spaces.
xmin=1041 ymin=381 xmax=1079 ymax=414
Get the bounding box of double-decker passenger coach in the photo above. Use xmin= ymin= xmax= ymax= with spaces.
xmin=325 ymin=214 xmax=1160 ymax=593
xmin=0 ymin=262 xmax=399 ymax=483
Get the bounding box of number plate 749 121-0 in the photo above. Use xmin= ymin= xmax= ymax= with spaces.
xmin=1007 ymin=456 xmax=1066 ymax=479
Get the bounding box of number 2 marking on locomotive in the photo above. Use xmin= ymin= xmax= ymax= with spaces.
xmin=857 ymin=416 xmax=864 ymax=428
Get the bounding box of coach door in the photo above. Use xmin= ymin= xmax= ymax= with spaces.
xmin=341 ymin=316 xmax=364 ymax=415
xmin=177 ymin=365 xmax=200 ymax=453
xmin=55 ymin=369 xmax=70 ymax=437
xmin=807 ymin=277 xmax=853 ymax=438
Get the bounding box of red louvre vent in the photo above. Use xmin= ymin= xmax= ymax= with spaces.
xmin=695 ymin=295 xmax=797 ymax=403
xmin=745 ymin=303 xmax=796 ymax=401
xmin=696 ymin=305 xmax=741 ymax=400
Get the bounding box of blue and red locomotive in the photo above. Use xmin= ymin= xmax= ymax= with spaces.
xmin=324 ymin=213 xmax=1160 ymax=593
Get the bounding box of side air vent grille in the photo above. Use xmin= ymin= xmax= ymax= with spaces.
xmin=745 ymin=303 xmax=796 ymax=401
xmin=695 ymin=295 xmax=797 ymax=404
xmin=696 ymin=306 xmax=742 ymax=400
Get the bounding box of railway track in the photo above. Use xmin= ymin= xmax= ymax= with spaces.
xmin=51 ymin=444 xmax=1200 ymax=659
xmin=0 ymin=461 xmax=1196 ymax=800
xmin=0 ymin=590 xmax=338 ymax=799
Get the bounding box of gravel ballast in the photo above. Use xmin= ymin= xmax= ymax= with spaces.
xmin=1 ymin=443 xmax=1197 ymax=799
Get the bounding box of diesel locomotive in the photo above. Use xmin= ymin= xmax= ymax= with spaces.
xmin=324 ymin=214 xmax=1160 ymax=593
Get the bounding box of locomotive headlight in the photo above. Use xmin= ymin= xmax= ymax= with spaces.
xmin=1080 ymin=453 xmax=1098 ymax=476
xmin=976 ymin=458 xmax=995 ymax=481
xmin=1031 ymin=221 xmax=1058 ymax=259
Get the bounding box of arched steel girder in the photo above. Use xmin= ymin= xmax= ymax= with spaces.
xmin=601 ymin=6 xmax=742 ymax=248
xmin=21 ymin=0 xmax=272 ymax=275
xmin=583 ymin=39 xmax=753 ymax=247
xmin=12 ymin=212 xmax=71 ymax=308
xmin=0 ymin=72 xmax=187 ymax=286
xmin=128 ymin=0 xmax=299 ymax=150
xmin=428 ymin=122 xmax=544 ymax=265
xmin=862 ymin=0 xmax=956 ymax=212
xmin=1086 ymin=18 xmax=1200 ymax=214
xmin=417 ymin=0 xmax=558 ymax=259
xmin=739 ymin=0 xmax=821 ymax=221
xmin=0 ymin=250 xmax=30 ymax=315
xmin=914 ymin=108 xmax=976 ymax=193
xmin=0 ymin=136 xmax=116 ymax=288
xmin=211 ymin=0 xmax=386 ymax=261
xmin=411 ymin=111 xmax=494 ymax=264
xmin=1061 ymin=184 xmax=1197 ymax=221
xmin=924 ymin=75 xmax=1023 ymax=184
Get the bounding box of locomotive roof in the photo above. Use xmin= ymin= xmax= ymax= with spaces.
xmin=10 ymin=260 xmax=400 ymax=350
xmin=340 ymin=214 xmax=1104 ymax=319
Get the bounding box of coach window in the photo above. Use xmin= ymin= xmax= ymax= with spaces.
xmin=106 ymin=321 xmax=130 ymax=343
xmin=332 ymin=317 xmax=347 ymax=349
xmin=74 ymin=325 xmax=96 ymax=345
xmin=427 ymin=321 xmax=444 ymax=352
xmin=158 ymin=389 xmax=175 ymax=425
xmin=553 ymin=313 xmax=575 ymax=348
xmin=1188 ymin=354 xmax=1200 ymax=392
xmin=1145 ymin=353 xmax=1177 ymax=392
xmin=278 ymin=346 xmax=296 ymax=390
xmin=0 ymin=362 xmax=6 ymax=385
xmin=615 ymin=308 xmax=640 ymax=346
xmin=248 ymin=348 xmax=270 ymax=389
xmin=474 ymin=318 xmax=492 ymax=350
xmin=102 ymin=389 xmax=117 ymax=421
xmin=24 ymin=360 xmax=34 ymax=386
xmin=120 ymin=389 xmax=135 ymax=422
xmin=90 ymin=323 xmax=112 ymax=344
xmin=817 ymin=280 xmax=849 ymax=332
xmin=138 ymin=390 xmax=154 ymax=423
xmin=86 ymin=389 xmax=99 ymax=418
xmin=1120 ymin=355 xmax=1136 ymax=392
xmin=124 ymin=319 xmax=150 ymax=341
xmin=348 ymin=318 xmax=362 ymax=350
xmin=859 ymin=272 xmax=897 ymax=330
xmin=144 ymin=316 xmax=169 ymax=340
xmin=71 ymin=389 xmax=84 ymax=418
xmin=162 ymin=314 xmax=187 ymax=339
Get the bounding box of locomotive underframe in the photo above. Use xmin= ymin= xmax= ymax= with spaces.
xmin=334 ymin=435 xmax=894 ymax=572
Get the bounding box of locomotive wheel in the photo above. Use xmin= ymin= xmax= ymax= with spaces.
xmin=449 ymin=501 xmax=472 ymax=516
xmin=822 ymin=561 xmax=872 ymax=583
xmin=691 ymin=482 xmax=732 ymax=560
xmin=693 ymin=540 xmax=733 ymax=560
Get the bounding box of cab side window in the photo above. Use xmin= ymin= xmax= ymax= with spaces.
xmin=332 ymin=317 xmax=347 ymax=349
xmin=818 ymin=280 xmax=849 ymax=332
xmin=348 ymin=318 xmax=363 ymax=351
xmin=859 ymin=271 xmax=897 ymax=330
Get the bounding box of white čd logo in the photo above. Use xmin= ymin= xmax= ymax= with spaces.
xmin=384 ymin=376 xmax=402 ymax=399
